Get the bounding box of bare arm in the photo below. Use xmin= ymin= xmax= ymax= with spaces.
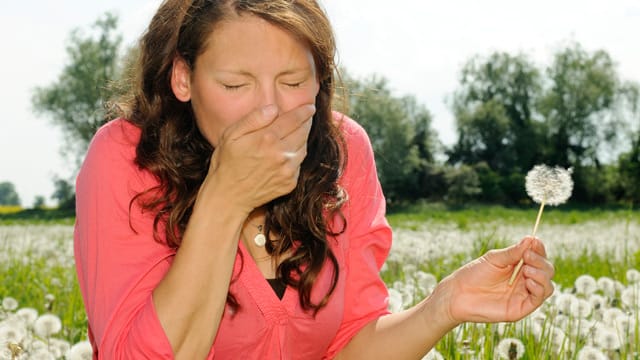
xmin=336 ymin=236 xmax=555 ymax=359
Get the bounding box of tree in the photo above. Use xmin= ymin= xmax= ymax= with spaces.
xmin=0 ymin=181 xmax=21 ymax=206
xmin=32 ymin=12 xmax=123 ymax=167
xmin=32 ymin=196 xmax=46 ymax=209
xmin=51 ymin=177 xmax=76 ymax=210
xmin=616 ymin=82 xmax=640 ymax=204
xmin=342 ymin=71 xmax=440 ymax=205
xmin=448 ymin=52 xmax=543 ymax=176
xmin=538 ymin=42 xmax=619 ymax=168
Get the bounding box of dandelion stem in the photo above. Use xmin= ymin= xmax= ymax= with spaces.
xmin=509 ymin=199 xmax=546 ymax=286
xmin=531 ymin=200 xmax=546 ymax=238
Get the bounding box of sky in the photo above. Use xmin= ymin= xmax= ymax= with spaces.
xmin=1 ymin=0 xmax=639 ymax=207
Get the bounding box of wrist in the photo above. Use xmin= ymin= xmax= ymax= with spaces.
xmin=418 ymin=276 xmax=460 ymax=333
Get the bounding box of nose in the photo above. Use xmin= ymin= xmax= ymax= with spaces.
xmin=256 ymin=81 xmax=284 ymax=109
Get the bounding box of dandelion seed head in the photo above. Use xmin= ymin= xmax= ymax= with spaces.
xmin=588 ymin=294 xmax=606 ymax=312
xmin=15 ymin=308 xmax=38 ymax=326
xmin=33 ymin=314 xmax=62 ymax=338
xmin=621 ymin=285 xmax=640 ymax=310
xmin=1 ymin=297 xmax=18 ymax=311
xmin=626 ymin=269 xmax=640 ymax=284
xmin=576 ymin=345 xmax=607 ymax=360
xmin=602 ymin=307 xmax=625 ymax=327
xmin=575 ymin=275 xmax=598 ymax=296
xmin=596 ymin=277 xmax=616 ymax=297
xmin=387 ymin=288 xmax=404 ymax=313
xmin=496 ymin=337 xmax=525 ymax=360
xmin=594 ymin=327 xmax=621 ymax=350
xmin=570 ymin=298 xmax=592 ymax=319
xmin=28 ymin=348 xmax=56 ymax=360
xmin=66 ymin=341 xmax=93 ymax=360
xmin=415 ymin=271 xmax=438 ymax=292
xmin=555 ymin=293 xmax=578 ymax=314
xmin=0 ymin=323 xmax=26 ymax=344
xmin=525 ymin=165 xmax=573 ymax=206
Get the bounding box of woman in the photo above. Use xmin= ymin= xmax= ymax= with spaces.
xmin=74 ymin=0 xmax=555 ymax=359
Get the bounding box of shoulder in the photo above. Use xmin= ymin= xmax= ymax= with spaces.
xmin=77 ymin=119 xmax=154 ymax=190
xmin=332 ymin=111 xmax=370 ymax=147
xmin=86 ymin=119 xmax=141 ymax=160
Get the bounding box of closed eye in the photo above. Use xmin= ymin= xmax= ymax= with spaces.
xmin=223 ymin=84 xmax=245 ymax=91
xmin=284 ymin=82 xmax=303 ymax=88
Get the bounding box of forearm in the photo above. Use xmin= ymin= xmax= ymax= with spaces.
xmin=152 ymin=181 xmax=250 ymax=359
xmin=336 ymin=281 xmax=459 ymax=359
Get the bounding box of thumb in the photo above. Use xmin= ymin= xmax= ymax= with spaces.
xmin=485 ymin=237 xmax=531 ymax=268
xmin=228 ymin=104 xmax=279 ymax=140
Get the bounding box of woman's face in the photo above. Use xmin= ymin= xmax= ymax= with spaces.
xmin=172 ymin=15 xmax=320 ymax=147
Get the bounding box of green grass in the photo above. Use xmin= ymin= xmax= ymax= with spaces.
xmin=386 ymin=201 xmax=640 ymax=229
xmin=1 ymin=204 xmax=638 ymax=358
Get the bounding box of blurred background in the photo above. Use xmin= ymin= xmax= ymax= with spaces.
xmin=1 ymin=0 xmax=639 ymax=211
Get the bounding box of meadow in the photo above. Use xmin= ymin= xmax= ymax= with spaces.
xmin=0 ymin=205 xmax=638 ymax=359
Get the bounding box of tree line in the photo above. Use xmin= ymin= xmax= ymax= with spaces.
xmin=5 ymin=13 xmax=637 ymax=210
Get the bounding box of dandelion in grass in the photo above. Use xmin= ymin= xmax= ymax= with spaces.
xmin=575 ymin=275 xmax=598 ymax=296
xmin=626 ymin=268 xmax=640 ymax=284
xmin=33 ymin=314 xmax=62 ymax=338
xmin=570 ymin=298 xmax=593 ymax=319
xmin=596 ymin=277 xmax=616 ymax=298
xmin=66 ymin=340 xmax=93 ymax=360
xmin=29 ymin=348 xmax=56 ymax=360
xmin=0 ymin=322 xmax=26 ymax=344
xmin=1 ymin=297 xmax=18 ymax=311
xmin=595 ymin=327 xmax=621 ymax=351
xmin=15 ymin=307 xmax=38 ymax=326
xmin=576 ymin=345 xmax=607 ymax=360
xmin=509 ymin=165 xmax=573 ymax=285
xmin=496 ymin=337 xmax=525 ymax=360
xmin=621 ymin=285 xmax=640 ymax=310
xmin=49 ymin=338 xmax=71 ymax=358
xmin=602 ymin=307 xmax=625 ymax=327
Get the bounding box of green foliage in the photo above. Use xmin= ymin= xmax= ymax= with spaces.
xmin=449 ymin=52 xmax=543 ymax=174
xmin=539 ymin=43 xmax=619 ymax=169
xmin=445 ymin=165 xmax=481 ymax=204
xmin=32 ymin=12 xmax=123 ymax=167
xmin=32 ymin=196 xmax=46 ymax=209
xmin=0 ymin=181 xmax=21 ymax=206
xmin=342 ymin=70 xmax=441 ymax=205
xmin=51 ymin=177 xmax=76 ymax=210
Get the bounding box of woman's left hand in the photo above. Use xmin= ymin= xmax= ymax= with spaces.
xmin=438 ymin=236 xmax=555 ymax=325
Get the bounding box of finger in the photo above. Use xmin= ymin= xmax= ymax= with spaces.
xmin=524 ymin=250 xmax=555 ymax=278
xmin=484 ymin=237 xmax=530 ymax=268
xmin=522 ymin=262 xmax=555 ymax=299
xmin=270 ymin=103 xmax=315 ymax=140
xmin=280 ymin=116 xmax=313 ymax=152
xmin=227 ymin=104 xmax=279 ymax=140
xmin=525 ymin=278 xmax=548 ymax=305
xmin=527 ymin=237 xmax=548 ymax=258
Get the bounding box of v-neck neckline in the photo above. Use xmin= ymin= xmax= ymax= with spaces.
xmin=237 ymin=241 xmax=297 ymax=320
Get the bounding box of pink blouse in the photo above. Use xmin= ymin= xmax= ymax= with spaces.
xmin=74 ymin=113 xmax=391 ymax=359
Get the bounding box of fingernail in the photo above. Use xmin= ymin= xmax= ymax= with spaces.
xmin=262 ymin=104 xmax=278 ymax=118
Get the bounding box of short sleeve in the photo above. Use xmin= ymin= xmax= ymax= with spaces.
xmin=324 ymin=114 xmax=392 ymax=358
xmin=74 ymin=120 xmax=178 ymax=359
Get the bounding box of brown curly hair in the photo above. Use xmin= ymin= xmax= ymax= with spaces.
xmin=114 ymin=0 xmax=346 ymax=313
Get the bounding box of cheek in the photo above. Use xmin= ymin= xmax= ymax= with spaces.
xmin=192 ymin=92 xmax=253 ymax=147
xmin=277 ymin=82 xmax=320 ymax=113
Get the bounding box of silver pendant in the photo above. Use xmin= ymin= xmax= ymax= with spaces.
xmin=254 ymin=233 xmax=266 ymax=247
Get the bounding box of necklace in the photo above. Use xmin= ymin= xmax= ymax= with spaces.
xmin=253 ymin=224 xmax=267 ymax=247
